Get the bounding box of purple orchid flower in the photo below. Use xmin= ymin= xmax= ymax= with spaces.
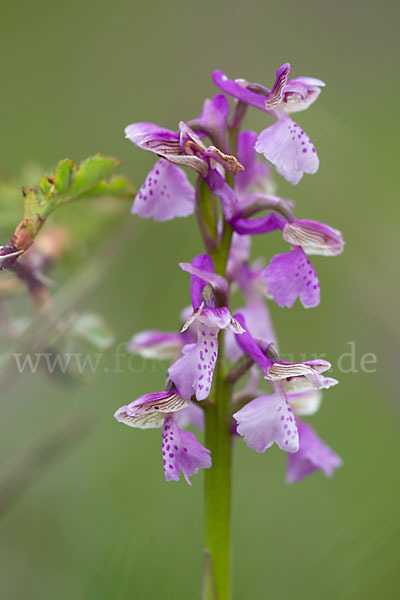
xmin=114 ymin=389 xmax=211 ymax=484
xmin=213 ymin=64 xmax=325 ymax=185
xmin=263 ymin=219 xmax=344 ymax=308
xmin=233 ymin=384 xmax=341 ymax=483
xmin=125 ymin=118 xmax=243 ymax=222
xmin=229 ymin=210 xmax=344 ymax=309
xmin=168 ymin=255 xmax=245 ymax=401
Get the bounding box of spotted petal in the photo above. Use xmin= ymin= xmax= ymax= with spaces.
xmin=255 ymin=116 xmax=319 ymax=185
xmin=162 ymin=416 xmax=211 ymax=484
xmin=263 ymin=246 xmax=320 ymax=308
xmin=132 ymin=159 xmax=195 ymax=221
xmin=233 ymin=392 xmax=299 ymax=453
xmin=168 ymin=327 xmax=219 ymax=401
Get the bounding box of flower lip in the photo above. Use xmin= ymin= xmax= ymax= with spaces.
xmin=254 ymin=116 xmax=319 ymax=185
xmin=162 ymin=415 xmax=211 ymax=484
xmin=233 ymin=391 xmax=299 ymax=453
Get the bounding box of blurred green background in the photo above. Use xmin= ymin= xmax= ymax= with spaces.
xmin=0 ymin=0 xmax=399 ymax=598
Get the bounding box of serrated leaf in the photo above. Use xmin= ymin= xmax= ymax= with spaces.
xmin=74 ymin=175 xmax=136 ymax=200
xmin=67 ymin=155 xmax=121 ymax=198
xmin=54 ymin=158 xmax=74 ymax=193
xmin=70 ymin=313 xmax=115 ymax=350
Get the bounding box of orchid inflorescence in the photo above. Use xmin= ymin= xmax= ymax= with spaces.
xmin=115 ymin=62 xmax=343 ymax=489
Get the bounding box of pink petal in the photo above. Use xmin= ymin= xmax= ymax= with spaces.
xmin=255 ymin=116 xmax=319 ymax=185
xmin=132 ymin=159 xmax=195 ymax=221
xmin=162 ymin=416 xmax=211 ymax=484
xmin=263 ymin=246 xmax=320 ymax=308
xmin=233 ymin=392 xmax=299 ymax=453
xmin=168 ymin=326 xmax=219 ymax=401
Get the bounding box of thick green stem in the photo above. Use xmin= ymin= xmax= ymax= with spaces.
xmin=203 ymin=217 xmax=234 ymax=600
xmin=201 ymin=125 xmax=240 ymax=599
xmin=203 ymin=331 xmax=232 ymax=600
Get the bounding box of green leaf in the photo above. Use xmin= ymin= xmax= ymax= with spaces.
xmin=67 ymin=155 xmax=121 ymax=198
xmin=38 ymin=175 xmax=53 ymax=197
xmin=70 ymin=313 xmax=115 ymax=351
xmin=74 ymin=175 xmax=136 ymax=200
xmin=54 ymin=158 xmax=74 ymax=193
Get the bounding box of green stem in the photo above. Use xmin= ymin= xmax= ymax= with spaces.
xmin=203 ymin=217 xmax=234 ymax=600
xmin=201 ymin=124 xmax=240 ymax=599
xmin=203 ymin=330 xmax=232 ymax=600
